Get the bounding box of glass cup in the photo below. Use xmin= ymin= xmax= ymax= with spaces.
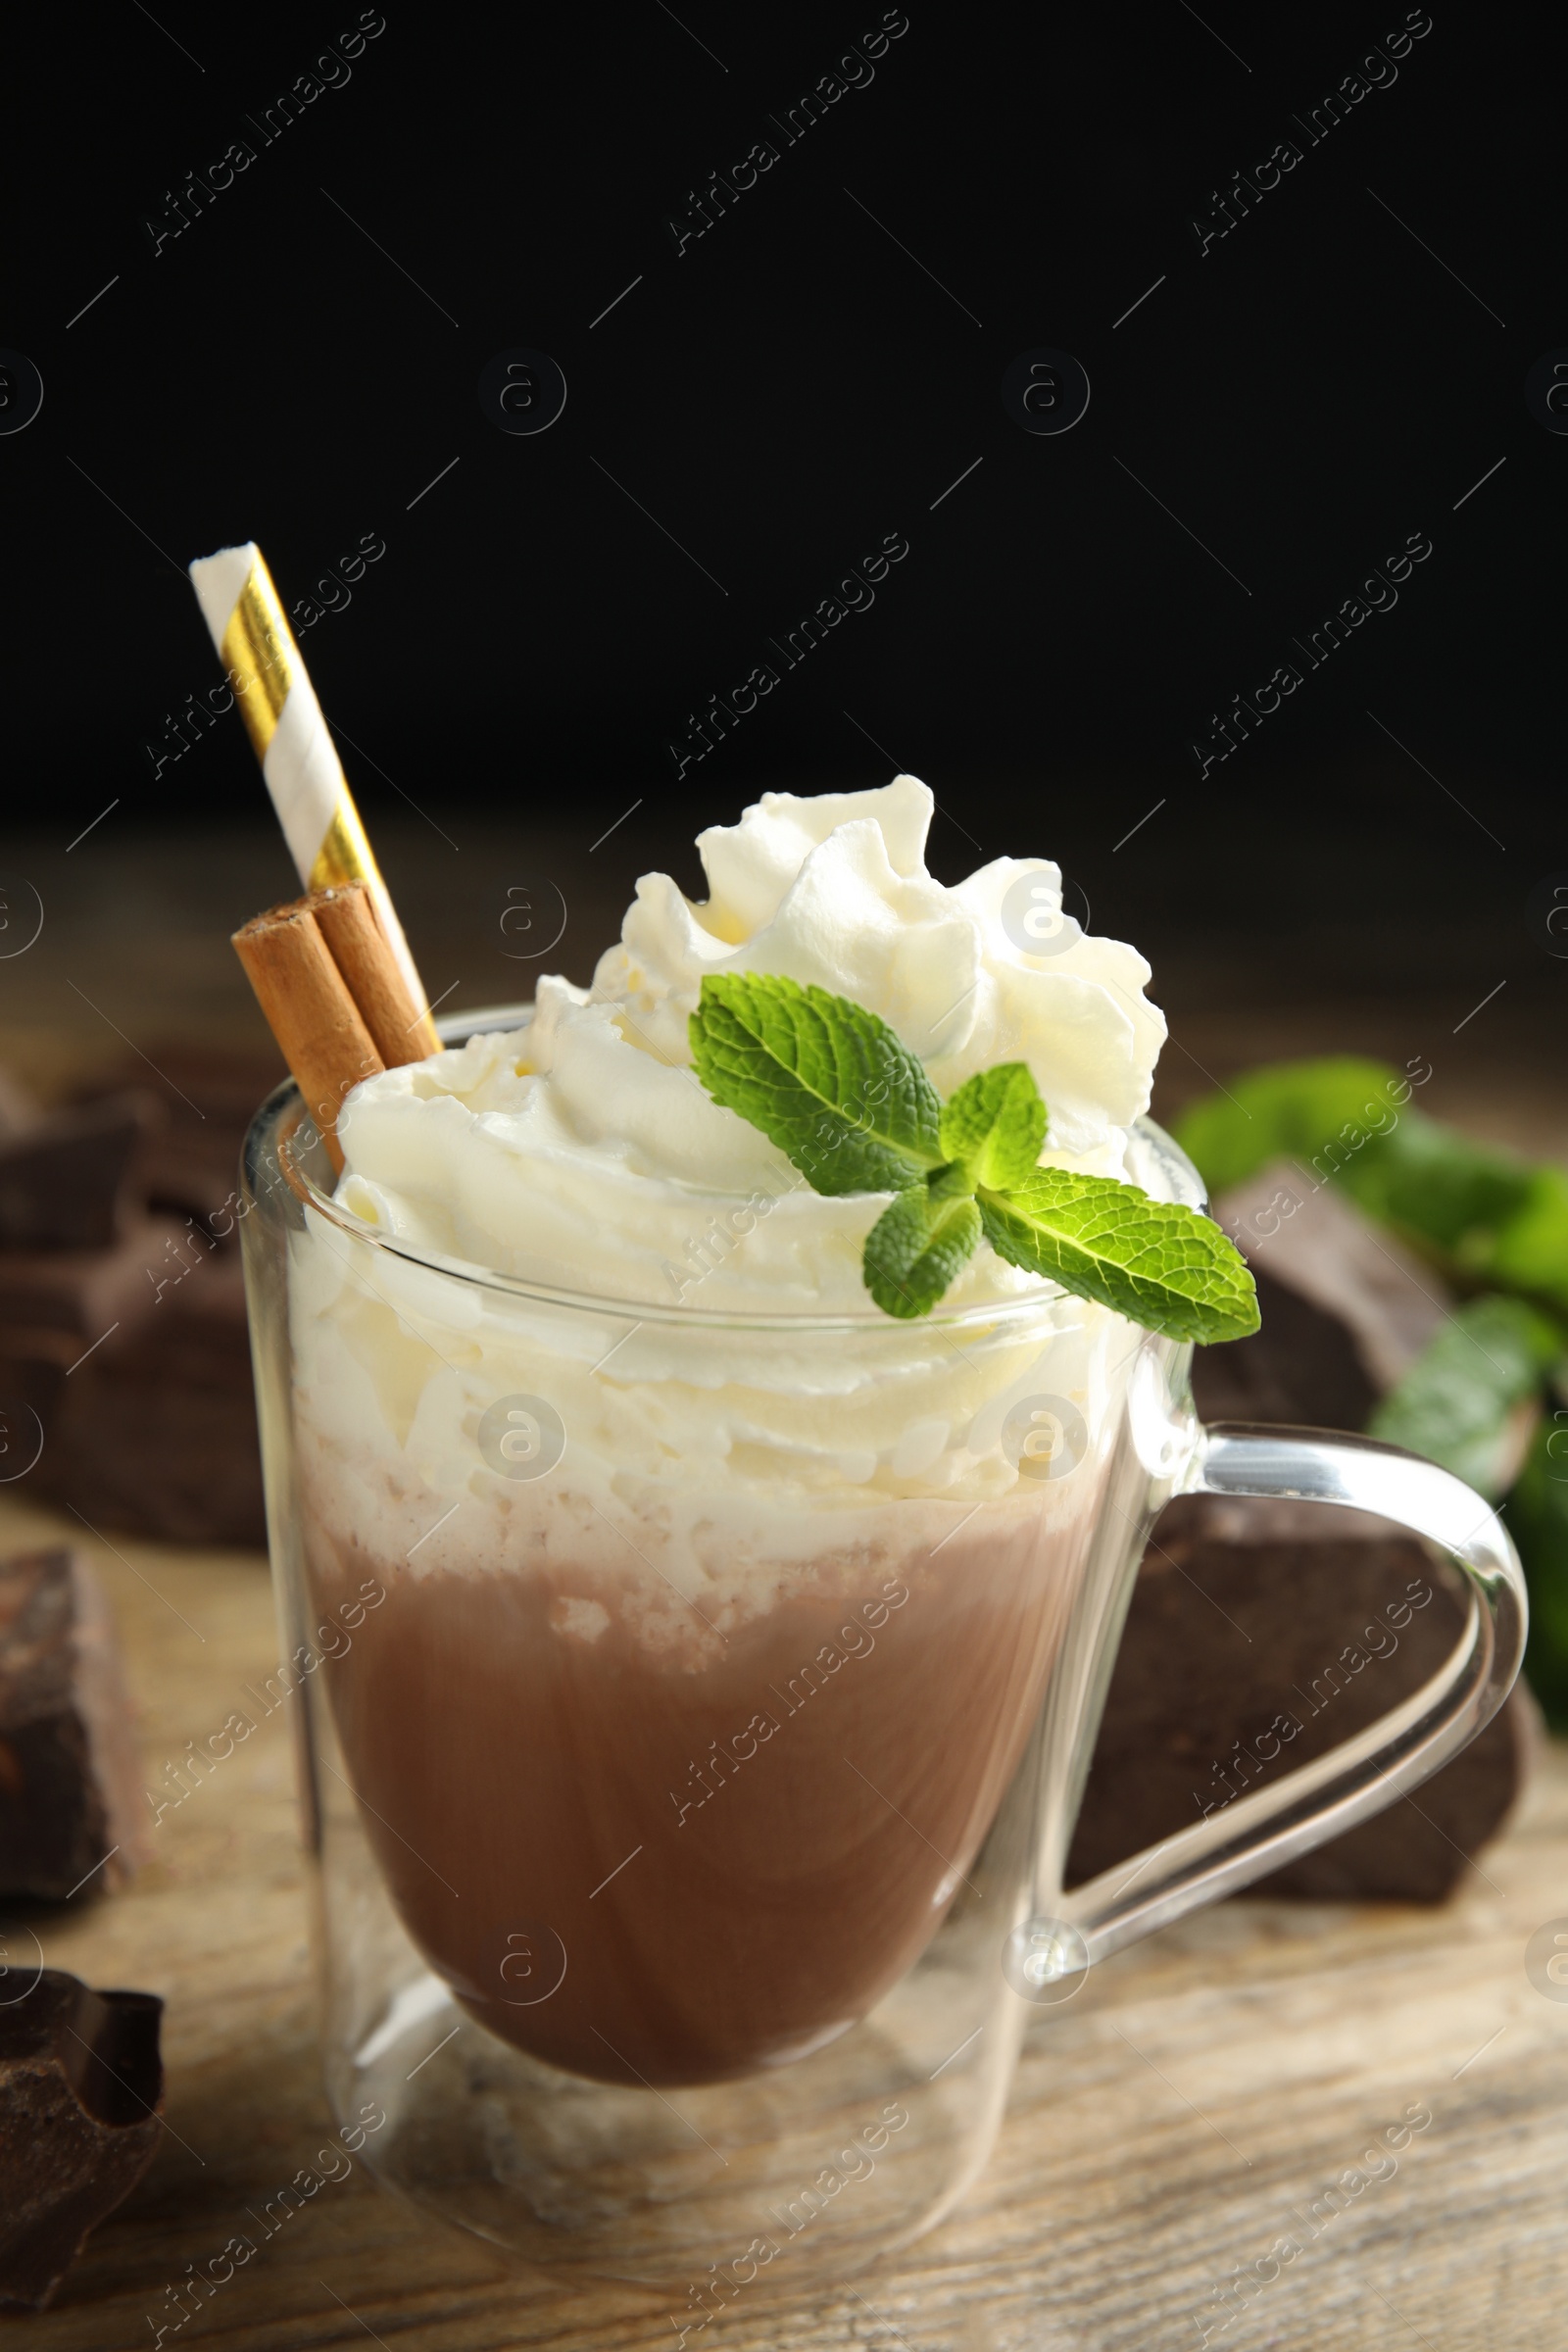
xmin=238 ymin=1011 xmax=1525 ymax=2307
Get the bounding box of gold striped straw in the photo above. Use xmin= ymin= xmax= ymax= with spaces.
xmin=189 ymin=542 xmax=441 ymax=1054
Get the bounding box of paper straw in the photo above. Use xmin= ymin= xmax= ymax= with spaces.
xmin=189 ymin=542 xmax=440 ymax=1053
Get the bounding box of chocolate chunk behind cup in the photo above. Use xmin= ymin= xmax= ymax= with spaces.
xmin=1066 ymin=1496 xmax=1532 ymax=1904
xmin=1075 ymin=1164 xmax=1531 ymax=1905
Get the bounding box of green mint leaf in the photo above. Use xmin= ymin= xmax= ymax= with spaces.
xmin=690 ymin=972 xmax=944 ymax=1198
xmin=977 ymin=1169 xmax=1260 ymax=1344
xmin=863 ymin=1169 xmax=983 ymax=1319
xmin=939 ymin=1062 xmax=1047 ymax=1192
xmin=1368 ymin=1295 xmax=1563 ymax=1499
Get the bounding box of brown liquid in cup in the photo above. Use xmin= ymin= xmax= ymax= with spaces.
xmin=308 ymin=1511 xmax=1082 ymax=2087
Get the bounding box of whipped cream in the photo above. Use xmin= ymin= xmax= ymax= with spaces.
xmin=333 ymin=776 xmax=1167 ymax=1314
xmin=287 ymin=779 xmax=1181 ymax=1605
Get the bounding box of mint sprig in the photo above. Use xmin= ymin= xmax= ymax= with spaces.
xmin=689 ymin=973 xmax=1259 ymax=1340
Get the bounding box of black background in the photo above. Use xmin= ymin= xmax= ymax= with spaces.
xmin=3 ymin=0 xmax=1561 ymax=998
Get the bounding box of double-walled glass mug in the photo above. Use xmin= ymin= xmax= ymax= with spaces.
xmin=239 ymin=1009 xmax=1525 ymax=2305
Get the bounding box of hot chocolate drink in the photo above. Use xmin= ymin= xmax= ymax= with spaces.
xmin=306 ymin=1501 xmax=1093 ymax=2085
xmin=290 ymin=777 xmax=1170 ymax=2088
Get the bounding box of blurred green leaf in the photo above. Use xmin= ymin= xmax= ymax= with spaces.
xmin=1174 ymin=1056 xmax=1565 ymax=1309
xmin=1338 ymin=1114 xmax=1539 ymax=1262
xmin=1484 ymin=1165 xmax=1568 ymax=1315
xmin=1173 ymin=1056 xmax=1405 ymax=1197
xmin=1509 ymin=1406 xmax=1568 ymax=1730
xmin=1369 ymin=1296 xmax=1562 ymax=1497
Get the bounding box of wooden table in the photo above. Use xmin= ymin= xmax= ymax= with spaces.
xmin=9 ymin=1481 xmax=1568 ymax=2352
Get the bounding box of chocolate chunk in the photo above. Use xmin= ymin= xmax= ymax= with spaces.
xmin=1148 ymin=1173 xmax=1532 ymax=1904
xmin=0 ymin=1210 xmax=266 ymax=1544
xmin=0 ymin=1548 xmax=147 ymax=1902
xmin=1194 ymin=1264 xmax=1383 ymax=1430
xmin=0 ymin=1969 xmax=163 ymax=2311
xmin=0 ymin=1213 xmax=189 ymax=1343
xmin=0 ymin=1046 xmax=278 ymax=1545
xmin=1196 ymin=1161 xmax=1450 ymax=1430
xmin=0 ymin=1094 xmax=160 ymax=1250
xmin=36 ymin=1250 xmax=266 ymax=1545
xmin=1068 ymin=1495 xmax=1530 ymax=1904
xmin=74 ymin=1043 xmax=283 ymax=1227
xmin=1263 ymin=1684 xmax=1536 ymax=1899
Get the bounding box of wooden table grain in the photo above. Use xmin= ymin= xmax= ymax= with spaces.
xmin=6 ymin=1483 xmax=1566 ymax=2352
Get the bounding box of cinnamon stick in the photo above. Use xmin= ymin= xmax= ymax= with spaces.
xmin=312 ymin=880 xmax=441 ymax=1063
xmin=231 ymin=904 xmax=383 ymax=1172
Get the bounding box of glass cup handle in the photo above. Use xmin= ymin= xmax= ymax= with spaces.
xmin=1064 ymin=1423 xmax=1529 ymax=1967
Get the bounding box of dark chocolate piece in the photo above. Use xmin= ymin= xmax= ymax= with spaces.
xmin=1192 ymin=1264 xmax=1382 ymax=1431
xmin=1068 ymin=1495 xmax=1530 ymax=1903
xmin=0 ymin=1094 xmax=160 ymax=1250
xmin=0 ymin=1548 xmax=147 ymax=1901
xmin=1152 ymin=1173 xmax=1530 ymax=1904
xmin=0 ymin=1204 xmax=266 ymax=1544
xmin=74 ymin=1043 xmax=283 ymax=1227
xmin=0 ymin=1214 xmax=189 ymax=1342
xmin=1197 ymin=1161 xmax=1450 ymax=1430
xmin=0 ymin=1048 xmax=275 ymax=1544
xmin=0 ymin=1970 xmax=163 ymax=2311
xmin=36 ymin=1250 xmax=266 ymax=1545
